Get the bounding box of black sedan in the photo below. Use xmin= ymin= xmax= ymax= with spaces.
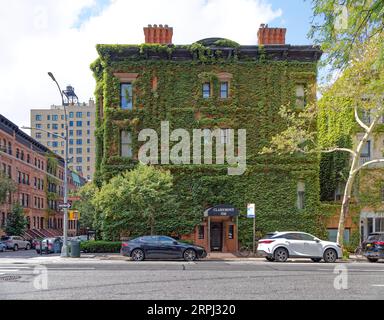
xmin=362 ymin=232 xmax=384 ymax=262
xmin=121 ymin=236 xmax=207 ymax=261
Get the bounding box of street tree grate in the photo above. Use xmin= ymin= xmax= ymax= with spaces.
xmin=0 ymin=275 xmax=22 ymax=282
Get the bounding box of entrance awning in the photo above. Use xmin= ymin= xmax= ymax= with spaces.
xmin=204 ymin=205 xmax=239 ymax=217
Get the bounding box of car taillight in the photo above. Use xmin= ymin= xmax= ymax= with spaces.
xmin=374 ymin=241 xmax=384 ymax=246
xmin=122 ymin=243 xmax=128 ymax=247
xmin=258 ymin=240 xmax=275 ymax=244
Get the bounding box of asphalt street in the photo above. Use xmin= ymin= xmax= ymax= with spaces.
xmin=0 ymin=250 xmax=384 ymax=300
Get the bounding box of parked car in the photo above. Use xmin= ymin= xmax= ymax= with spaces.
xmin=0 ymin=241 xmax=6 ymax=252
xmin=0 ymin=236 xmax=31 ymax=251
xmin=121 ymin=236 xmax=207 ymax=261
xmin=362 ymin=232 xmax=384 ymax=262
xmin=257 ymin=231 xmax=342 ymax=263
xmin=35 ymin=237 xmax=63 ymax=254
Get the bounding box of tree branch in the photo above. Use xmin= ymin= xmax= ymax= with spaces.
xmin=354 ymin=105 xmax=369 ymax=132
xmin=354 ymin=158 xmax=384 ymax=173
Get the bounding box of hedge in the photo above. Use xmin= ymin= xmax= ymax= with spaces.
xmin=80 ymin=241 xmax=121 ymax=253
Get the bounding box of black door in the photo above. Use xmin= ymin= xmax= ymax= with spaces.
xmin=210 ymin=223 xmax=223 ymax=251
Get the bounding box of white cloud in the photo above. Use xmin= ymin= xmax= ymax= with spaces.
xmin=0 ymin=0 xmax=282 ymax=130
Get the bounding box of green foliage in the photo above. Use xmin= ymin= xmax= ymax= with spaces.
xmin=93 ymin=165 xmax=182 ymax=240
xmin=0 ymin=172 xmax=15 ymax=205
xmin=80 ymin=240 xmax=121 ymax=253
xmin=310 ymin=0 xmax=384 ymax=70
xmin=5 ymin=204 xmax=28 ymax=236
xmin=72 ymin=183 xmax=101 ymax=233
xmin=213 ymin=39 xmax=240 ymax=48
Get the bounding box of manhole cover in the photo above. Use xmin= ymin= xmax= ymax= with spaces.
xmin=0 ymin=275 xmax=22 ymax=282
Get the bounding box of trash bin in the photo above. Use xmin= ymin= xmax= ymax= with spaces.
xmin=70 ymin=240 xmax=81 ymax=258
xmin=54 ymin=240 xmax=62 ymax=254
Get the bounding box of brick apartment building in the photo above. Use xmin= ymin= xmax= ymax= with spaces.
xmin=0 ymin=114 xmax=85 ymax=240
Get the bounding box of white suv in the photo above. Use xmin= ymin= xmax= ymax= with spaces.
xmin=257 ymin=231 xmax=342 ymax=263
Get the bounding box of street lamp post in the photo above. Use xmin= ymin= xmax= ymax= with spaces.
xmin=48 ymin=72 xmax=69 ymax=257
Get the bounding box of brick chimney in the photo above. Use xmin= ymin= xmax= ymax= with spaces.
xmin=143 ymin=24 xmax=173 ymax=44
xmin=257 ymin=24 xmax=286 ymax=45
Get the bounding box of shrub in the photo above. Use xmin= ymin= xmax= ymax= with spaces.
xmin=80 ymin=241 xmax=121 ymax=253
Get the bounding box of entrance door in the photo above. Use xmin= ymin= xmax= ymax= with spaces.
xmin=210 ymin=223 xmax=223 ymax=251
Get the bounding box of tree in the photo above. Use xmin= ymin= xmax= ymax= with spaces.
xmin=5 ymin=204 xmax=27 ymax=236
xmin=263 ymin=33 xmax=384 ymax=247
xmin=93 ymin=165 xmax=179 ymax=240
xmin=310 ymin=0 xmax=384 ymax=70
xmin=72 ymin=183 xmax=100 ymax=234
xmin=0 ymin=172 xmax=16 ymax=205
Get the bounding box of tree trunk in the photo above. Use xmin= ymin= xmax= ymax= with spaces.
xmin=336 ymin=153 xmax=358 ymax=248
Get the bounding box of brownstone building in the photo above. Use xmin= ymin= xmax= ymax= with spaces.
xmin=0 ymin=114 xmax=85 ymax=239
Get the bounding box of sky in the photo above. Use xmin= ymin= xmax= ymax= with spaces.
xmin=0 ymin=0 xmax=318 ymax=131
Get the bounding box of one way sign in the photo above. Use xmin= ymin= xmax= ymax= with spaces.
xmin=58 ymin=203 xmax=71 ymax=209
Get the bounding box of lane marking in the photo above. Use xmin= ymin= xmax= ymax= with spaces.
xmin=0 ymin=269 xmax=19 ymax=272
xmin=46 ymin=268 xmax=96 ymax=270
xmin=372 ymin=285 xmax=384 ymax=287
xmin=0 ymin=266 xmax=30 ymax=269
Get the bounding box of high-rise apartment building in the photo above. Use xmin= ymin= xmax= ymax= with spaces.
xmin=31 ymin=97 xmax=96 ymax=181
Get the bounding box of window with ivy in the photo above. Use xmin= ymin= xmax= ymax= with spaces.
xmin=121 ymin=83 xmax=133 ymax=110
xmin=121 ymin=131 xmax=133 ymax=158
xmin=297 ymin=181 xmax=305 ymax=210
xmin=202 ymin=83 xmax=211 ymax=99
xmin=220 ymin=82 xmax=229 ymax=98
xmin=295 ymin=84 xmax=306 ymax=108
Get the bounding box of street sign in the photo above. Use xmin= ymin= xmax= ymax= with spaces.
xmin=58 ymin=203 xmax=71 ymax=209
xmin=247 ymin=203 xmax=255 ymax=218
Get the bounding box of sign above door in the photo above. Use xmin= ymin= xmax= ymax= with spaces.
xmin=204 ymin=205 xmax=239 ymax=217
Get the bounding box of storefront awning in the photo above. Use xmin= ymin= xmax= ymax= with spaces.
xmin=204 ymin=205 xmax=239 ymax=217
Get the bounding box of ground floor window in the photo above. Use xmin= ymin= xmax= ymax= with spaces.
xmin=327 ymin=228 xmax=350 ymax=244
xmin=198 ymin=225 xmax=204 ymax=239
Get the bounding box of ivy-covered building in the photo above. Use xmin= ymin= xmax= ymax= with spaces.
xmin=91 ymin=24 xmax=323 ymax=252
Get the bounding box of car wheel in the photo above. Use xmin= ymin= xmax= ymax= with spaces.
xmin=367 ymin=257 xmax=379 ymax=263
xmin=131 ymin=249 xmax=145 ymax=261
xmin=311 ymin=258 xmax=322 ymax=263
xmin=274 ymin=248 xmax=288 ymax=262
xmin=36 ymin=250 xmax=40 ymax=254
xmin=13 ymin=244 xmax=18 ymax=251
xmin=323 ymin=248 xmax=337 ymax=263
xmin=266 ymin=257 xmax=275 ymax=262
xmin=25 ymin=244 xmax=31 ymax=250
xmin=183 ymin=249 xmax=197 ymax=261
